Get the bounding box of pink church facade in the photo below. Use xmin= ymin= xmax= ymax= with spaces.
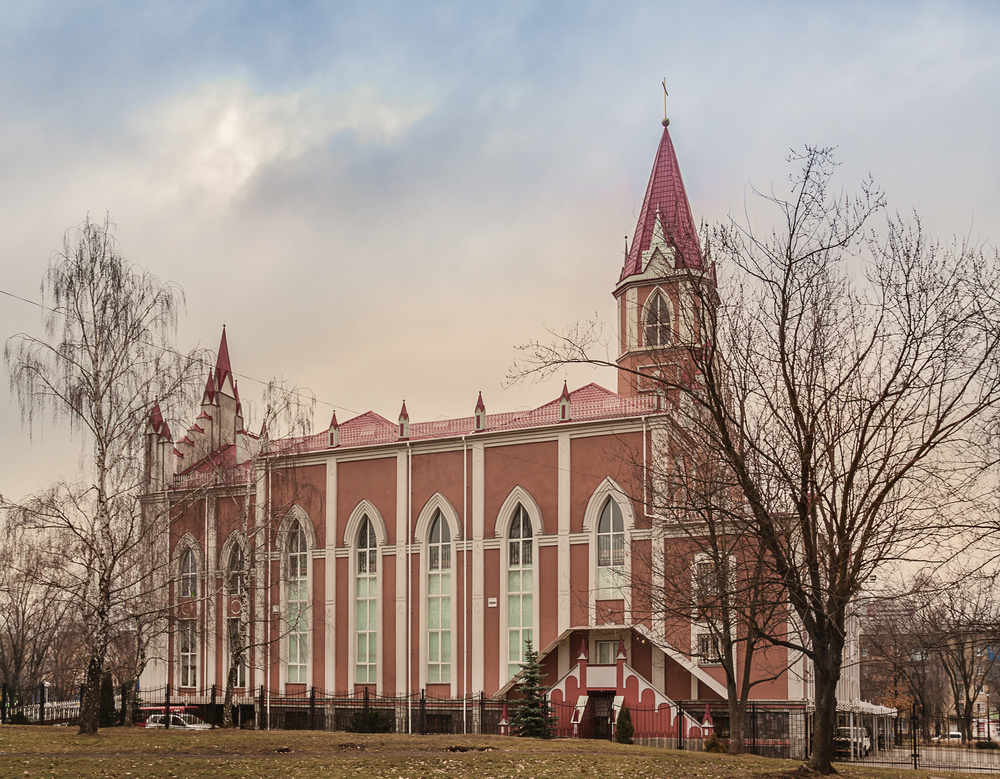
xmin=141 ymin=121 xmax=811 ymax=740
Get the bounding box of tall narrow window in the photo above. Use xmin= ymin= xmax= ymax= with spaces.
xmin=180 ymin=549 xmax=197 ymax=598
xmin=355 ymin=516 xmax=378 ymax=684
xmin=227 ymin=545 xmax=245 ymax=597
xmin=644 ymin=293 xmax=670 ymax=347
xmin=427 ymin=511 xmax=451 ymax=684
xmin=287 ymin=519 xmax=308 ymax=684
xmin=228 ymin=617 xmax=247 ymax=688
xmin=179 ymin=620 xmax=197 ymax=688
xmin=597 ymin=498 xmax=624 ymax=596
xmin=507 ymin=505 xmax=533 ymax=679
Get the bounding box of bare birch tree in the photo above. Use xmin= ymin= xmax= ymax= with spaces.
xmin=512 ymin=148 xmax=1000 ymax=773
xmin=4 ymin=215 xmax=204 ymax=734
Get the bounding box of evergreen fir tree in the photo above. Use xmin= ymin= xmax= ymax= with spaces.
xmin=509 ymin=640 xmax=556 ymax=739
xmin=615 ymin=704 xmax=634 ymax=744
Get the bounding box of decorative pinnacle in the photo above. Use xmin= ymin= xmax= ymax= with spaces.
xmin=662 ymin=78 xmax=670 ymax=126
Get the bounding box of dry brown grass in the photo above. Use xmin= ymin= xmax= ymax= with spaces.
xmin=0 ymin=726 xmax=987 ymax=779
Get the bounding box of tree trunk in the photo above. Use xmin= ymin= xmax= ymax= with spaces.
xmin=808 ymin=635 xmax=846 ymax=774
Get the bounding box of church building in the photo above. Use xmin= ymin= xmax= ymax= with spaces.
xmin=142 ymin=119 xmax=816 ymax=741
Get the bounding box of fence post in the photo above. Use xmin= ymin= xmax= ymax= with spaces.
xmin=210 ymin=684 xmax=217 ymax=729
xmin=309 ymin=687 xmax=316 ymax=730
xmin=751 ymin=703 xmax=758 ymax=755
xmin=911 ymin=704 xmax=919 ymax=770
xmin=164 ymin=684 xmax=171 ymax=729
xmin=119 ymin=682 xmax=127 ymax=726
xmin=258 ymin=685 xmax=266 ymax=731
xmin=1 ymin=682 xmax=6 ymax=724
xmin=38 ymin=683 xmax=46 ymax=726
xmin=480 ymin=692 xmax=485 ymax=735
xmin=420 ymin=688 xmax=426 ymax=735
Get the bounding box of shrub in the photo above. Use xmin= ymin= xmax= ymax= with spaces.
xmin=975 ymin=740 xmax=999 ymax=750
xmin=346 ymin=709 xmax=393 ymax=733
xmin=704 ymin=733 xmax=727 ymax=753
xmin=615 ymin=705 xmax=634 ymax=744
xmin=509 ymin=640 xmax=556 ymax=739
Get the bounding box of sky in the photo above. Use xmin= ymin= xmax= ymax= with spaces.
xmin=1 ymin=1 xmax=998 ymax=500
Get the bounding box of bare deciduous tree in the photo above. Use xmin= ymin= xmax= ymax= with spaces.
xmin=4 ymin=215 xmax=204 ymax=734
xmin=512 ymin=148 xmax=1000 ymax=773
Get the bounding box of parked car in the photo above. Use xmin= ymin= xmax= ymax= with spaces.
xmin=143 ymin=713 xmax=211 ymax=730
xmin=931 ymin=731 xmax=962 ymax=742
xmin=833 ymin=726 xmax=872 ymax=757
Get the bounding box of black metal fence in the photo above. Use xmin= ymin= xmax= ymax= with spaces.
xmin=833 ymin=705 xmax=1000 ymax=773
xmin=128 ymin=685 xmax=507 ymax=735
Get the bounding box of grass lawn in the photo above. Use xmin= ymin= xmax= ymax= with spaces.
xmin=0 ymin=726 xmax=983 ymax=779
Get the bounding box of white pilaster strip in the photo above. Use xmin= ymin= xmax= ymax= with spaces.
xmin=396 ymin=451 xmax=408 ymax=694
xmin=557 ymin=431 xmax=571 ymax=634
xmin=471 ymin=441 xmax=485 ymax=693
xmin=325 ymin=458 xmax=337 ymax=694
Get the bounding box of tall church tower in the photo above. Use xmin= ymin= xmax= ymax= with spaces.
xmin=614 ymin=118 xmax=712 ymax=398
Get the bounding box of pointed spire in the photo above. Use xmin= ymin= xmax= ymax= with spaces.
xmin=215 ymin=326 xmax=232 ymax=392
xmin=559 ymin=381 xmax=571 ymax=423
xmin=398 ymin=400 xmax=410 ymax=440
xmin=620 ymin=122 xmax=702 ymax=281
xmin=148 ymin=402 xmax=164 ymax=435
xmin=202 ymin=372 xmax=216 ymax=405
xmin=474 ymin=391 xmax=486 ymax=432
xmin=577 ymin=635 xmax=589 ymax=661
xmin=328 ymin=410 xmax=340 ymax=448
xmin=617 ymin=637 xmax=627 ymax=661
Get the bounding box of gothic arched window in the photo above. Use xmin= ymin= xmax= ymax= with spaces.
xmin=179 ymin=548 xmax=197 ymax=598
xmin=507 ymin=505 xmax=534 ymax=679
xmin=645 ymin=293 xmax=670 ymax=347
xmin=227 ymin=544 xmax=245 ymax=597
xmin=286 ymin=519 xmax=308 ymax=683
xmin=427 ymin=511 xmax=452 ymax=684
xmin=597 ymin=498 xmax=625 ymax=596
xmin=355 ymin=516 xmax=378 ymax=684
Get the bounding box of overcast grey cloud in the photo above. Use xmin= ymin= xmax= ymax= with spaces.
xmin=2 ymin=1 xmax=998 ymax=499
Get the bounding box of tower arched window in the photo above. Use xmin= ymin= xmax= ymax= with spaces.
xmin=179 ymin=548 xmax=197 ymax=598
xmin=427 ymin=511 xmax=452 ymax=684
xmin=507 ymin=504 xmax=534 ymax=679
xmin=287 ymin=519 xmax=308 ymax=684
xmin=645 ymin=293 xmax=670 ymax=347
xmin=355 ymin=516 xmax=378 ymax=684
xmin=596 ymin=498 xmax=625 ymax=596
xmin=227 ymin=544 xmax=246 ymax=597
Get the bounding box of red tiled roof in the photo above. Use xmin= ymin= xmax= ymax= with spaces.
xmin=167 ymin=384 xmax=660 ymax=490
xmin=620 ymin=124 xmax=702 ymax=280
xmin=272 ymin=384 xmax=658 ymax=454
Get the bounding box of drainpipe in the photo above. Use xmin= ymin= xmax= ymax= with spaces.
xmin=462 ymin=435 xmax=468 ymax=732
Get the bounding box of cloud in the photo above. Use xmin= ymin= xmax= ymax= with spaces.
xmin=129 ymin=80 xmax=433 ymax=204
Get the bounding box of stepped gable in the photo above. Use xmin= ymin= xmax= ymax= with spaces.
xmin=620 ymin=122 xmax=703 ymax=280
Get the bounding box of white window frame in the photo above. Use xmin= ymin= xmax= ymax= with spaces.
xmin=495 ymin=486 xmax=544 ymax=683
xmin=595 ymin=640 xmax=617 ymax=666
xmin=596 ymin=497 xmax=625 ymax=599
xmin=179 ymin=620 xmax=197 ymax=688
xmin=426 ymin=511 xmax=452 ymax=686
xmin=643 ymin=290 xmax=672 ymax=348
xmin=354 ymin=515 xmax=379 ymax=685
xmin=179 ymin=547 xmax=198 ymax=598
xmin=414 ymin=493 xmax=462 ymax=695
xmin=344 ymin=500 xmax=387 ymax=692
xmin=581 ymin=479 xmax=635 ymax=624
xmin=227 ymin=617 xmax=247 ymax=689
xmin=279 ymin=506 xmax=315 ymax=688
